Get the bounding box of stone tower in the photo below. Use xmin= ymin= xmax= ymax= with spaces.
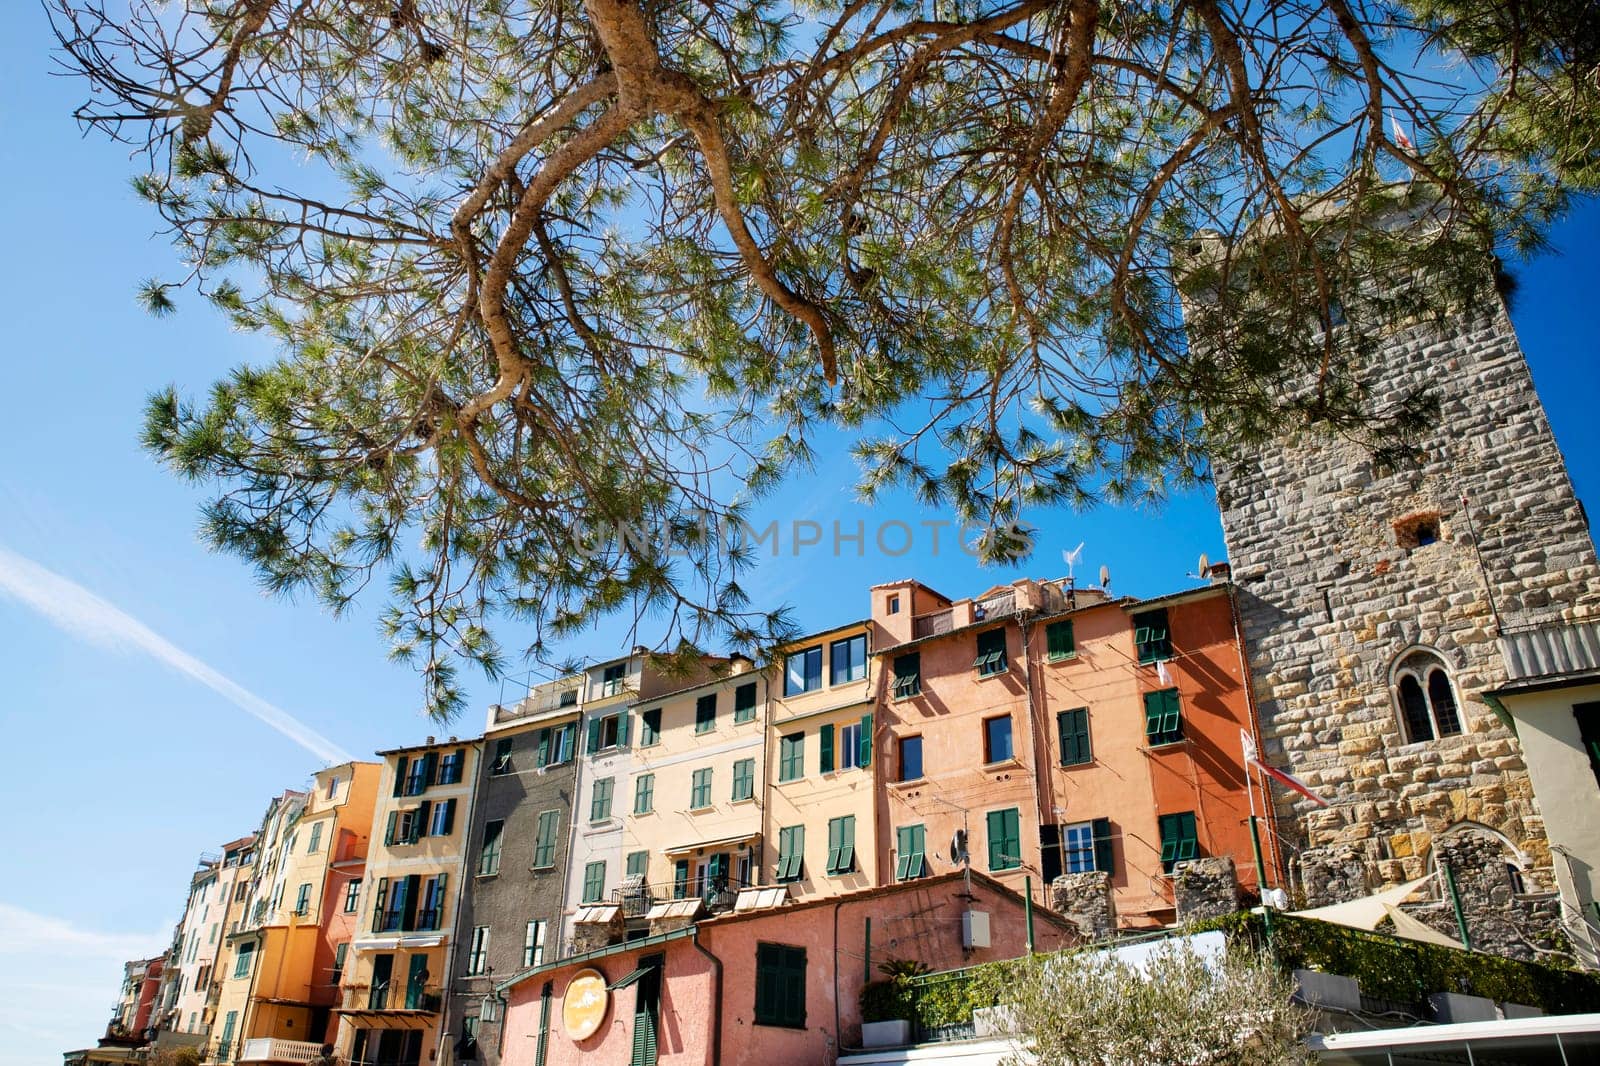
xmin=1213 ymin=275 xmax=1600 ymax=917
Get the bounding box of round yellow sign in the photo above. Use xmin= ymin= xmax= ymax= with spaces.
xmin=561 ymin=968 xmax=610 ymax=1041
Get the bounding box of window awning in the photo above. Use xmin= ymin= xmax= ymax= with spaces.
xmin=664 ymin=829 xmax=760 ymax=856
xmin=573 ymin=905 xmax=620 ymax=924
xmin=732 ymin=886 xmax=789 ymax=912
xmin=608 ymin=962 xmax=658 ymax=990
xmin=644 ymin=899 xmax=702 ymax=922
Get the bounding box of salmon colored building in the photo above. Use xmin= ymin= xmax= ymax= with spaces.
xmin=493 ymin=871 xmax=1073 ymax=1066
xmin=871 ymin=575 xmax=1268 ymax=927
xmin=763 ymin=620 xmax=878 ymax=899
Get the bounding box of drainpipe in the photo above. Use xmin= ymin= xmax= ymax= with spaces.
xmin=689 ymin=925 xmax=723 ymax=1066
xmin=436 ymin=741 xmax=487 ymax=1066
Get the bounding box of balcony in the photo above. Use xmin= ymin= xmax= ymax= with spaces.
xmin=612 ymin=876 xmax=753 ymax=919
xmin=341 ymin=983 xmax=442 ymax=1014
xmin=1499 ymin=618 xmax=1600 ymax=685
xmin=238 ymin=1038 xmax=324 ymax=1064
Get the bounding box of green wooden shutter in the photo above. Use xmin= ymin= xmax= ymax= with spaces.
xmin=371 ymin=878 xmax=388 ymax=933
xmin=618 ymin=711 xmax=632 ymax=747
xmin=384 ymin=811 xmax=397 ymax=846
xmin=1092 ymin=818 xmax=1113 ymax=874
xmin=1047 ymin=619 xmax=1075 ymax=659
xmin=819 ymin=724 xmax=835 ymax=773
xmin=839 ymin=816 xmax=855 ymax=873
xmin=393 ymin=756 xmax=408 ymax=796
xmin=442 ymin=798 xmax=456 ymax=835
xmin=986 ymin=810 xmax=1005 ymax=868
xmin=859 ymin=714 xmax=872 ymax=766
xmin=631 ymin=1008 xmax=658 ymax=1066
xmin=536 ymin=728 xmax=551 ymax=765
xmin=421 ymin=751 xmax=439 ymax=788
xmin=586 ymin=717 xmax=602 ymax=753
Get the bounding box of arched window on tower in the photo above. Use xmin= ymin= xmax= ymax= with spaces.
xmin=1393 ymin=649 xmax=1464 ymax=743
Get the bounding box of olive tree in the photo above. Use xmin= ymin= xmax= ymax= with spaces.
xmin=49 ymin=0 xmax=1598 ymax=714
xmin=1000 ymin=941 xmax=1312 ymax=1066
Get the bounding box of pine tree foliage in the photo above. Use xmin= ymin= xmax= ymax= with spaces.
xmin=49 ymin=0 xmax=1596 ymax=717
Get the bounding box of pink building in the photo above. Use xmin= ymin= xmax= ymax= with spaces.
xmin=495 ymin=871 xmax=1073 ymax=1065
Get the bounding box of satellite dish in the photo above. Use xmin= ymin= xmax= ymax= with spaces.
xmin=949 ymin=829 xmax=969 ymax=866
xmin=1198 ymin=552 xmax=1210 ymax=576
xmin=1099 ymin=564 xmax=1111 ymax=590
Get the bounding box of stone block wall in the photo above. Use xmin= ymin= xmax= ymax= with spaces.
xmin=1215 ymin=304 xmax=1600 ymax=910
xmin=1050 ymin=871 xmax=1117 ymax=942
xmin=1174 ymin=857 xmax=1240 ymax=923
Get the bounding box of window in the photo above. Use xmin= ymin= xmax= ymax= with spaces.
xmin=601 ymin=663 xmax=627 ymax=697
xmin=307 ymin=822 xmax=323 ymax=853
xmin=331 ymin=942 xmax=348 ymax=983
xmin=479 ymin=820 xmax=504 ymax=876
xmin=639 ymin=708 xmax=662 ymax=747
xmin=535 ymin=723 xmax=577 ymax=767
xmin=403 ymin=756 xmax=431 ymax=795
xmin=588 ymin=711 xmax=630 ymax=753
xmin=467 ymin=926 xmax=491 ymax=975
xmin=974 ymin=628 xmax=1007 ymax=676
xmin=232 ymin=942 xmax=255 ymax=978
xmin=1057 ymin=708 xmax=1091 ymax=765
xmin=837 ymin=723 xmax=861 ymax=771
xmin=898 ymin=735 xmax=923 ymax=781
xmin=582 ymin=861 xmax=606 ymax=904
xmin=219 ymin=1011 xmax=237 ymax=1054
xmin=1061 ymin=820 xmax=1113 ymax=874
xmin=695 ymin=693 xmax=717 ymax=734
xmin=1395 ymin=512 xmax=1443 ymax=549
xmin=626 ymin=851 xmax=649 ymax=879
xmin=673 ymin=859 xmax=691 ymax=899
xmin=731 ymin=758 xmax=755 ymax=801
xmin=887 ymin=594 xmax=900 ymax=614
xmin=437 ymin=749 xmax=465 ymax=785
xmin=1393 ymin=649 xmax=1464 ymax=742
xmin=826 ymin=816 xmax=856 ymax=875
xmin=532 ymin=810 xmax=561 ymax=869
xmin=830 ymin=634 xmax=867 ymax=685
xmin=523 ymin=920 xmax=547 ymax=968
xmin=591 ymin=778 xmax=615 ymax=822
xmin=895 ymin=825 xmax=926 ymax=881
xmin=784 ymin=646 xmax=823 ymax=695
xmin=1046 ymin=619 xmax=1076 ymax=661
xmin=754 ymin=944 xmax=807 ymax=1028
xmin=983 ymin=715 xmax=1014 ymax=763
xmin=779 ymin=733 xmax=804 ymax=782
xmin=690 ymin=768 xmax=713 ymax=809
xmin=419 ymin=873 xmax=448 ymax=930
xmin=733 ymin=682 xmax=758 ymax=723
xmin=293 ymin=883 xmax=311 ymax=915
xmin=344 ymin=879 xmax=361 ymax=913
xmin=491 ymin=738 xmax=514 ymax=775
xmin=634 ymin=773 xmax=655 ymax=814
xmin=1158 ymin=811 xmax=1199 ymax=872
xmin=1144 ymin=688 xmax=1183 ymax=746
xmin=1133 ymin=608 xmax=1171 ymax=664
xmin=986 ymin=808 xmax=1022 ymax=871
xmin=892 ymin=652 xmax=921 ymax=699
xmin=387 ymin=807 xmax=422 ymax=846
xmin=428 ymin=798 xmax=456 ymax=836
xmin=776 ymin=826 xmax=804 ymax=882
xmin=1575 ymin=703 xmax=1600 ymax=792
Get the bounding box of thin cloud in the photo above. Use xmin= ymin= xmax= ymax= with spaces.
xmin=0 ymin=545 xmax=352 ymax=763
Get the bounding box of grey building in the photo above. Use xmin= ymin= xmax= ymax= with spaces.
xmin=446 ymin=675 xmax=584 ymax=1065
xmin=1211 ymin=205 xmax=1600 ymax=955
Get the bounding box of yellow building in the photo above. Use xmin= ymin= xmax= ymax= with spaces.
xmin=764 ymin=621 xmax=878 ymax=898
xmin=621 ymin=656 xmax=768 ymax=918
xmin=207 ymin=763 xmax=380 ymax=1065
xmin=334 ymin=739 xmax=479 ymax=1066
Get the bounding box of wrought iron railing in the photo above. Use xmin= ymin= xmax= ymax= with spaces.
xmin=612 ymin=876 xmax=754 ymax=917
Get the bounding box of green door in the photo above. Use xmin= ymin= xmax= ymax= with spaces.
xmin=405 ymin=953 xmax=429 ymax=1009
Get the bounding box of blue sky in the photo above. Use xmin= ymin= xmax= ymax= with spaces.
xmin=1 ymin=6 xmax=1597 ymax=1064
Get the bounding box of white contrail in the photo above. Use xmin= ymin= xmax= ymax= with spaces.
xmin=0 ymin=545 xmax=353 ymax=764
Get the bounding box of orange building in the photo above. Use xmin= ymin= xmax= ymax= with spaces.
xmin=870 ymin=575 xmax=1268 ymax=927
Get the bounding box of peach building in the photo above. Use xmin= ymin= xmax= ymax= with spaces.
xmin=335 ymin=740 xmax=479 ymax=1066
xmin=871 ymin=575 xmax=1265 ymax=926
xmin=763 ymin=620 xmax=878 ymax=898
xmin=621 ymin=656 xmax=767 ymax=922
xmin=495 ymin=871 xmax=1073 ymax=1065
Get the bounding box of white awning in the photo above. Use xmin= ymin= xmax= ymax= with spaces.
xmin=732 ymin=886 xmax=789 ymax=912
xmin=1290 ymin=875 xmax=1433 ymax=930
xmin=1382 ymin=903 xmax=1466 ymax=948
xmin=664 ymin=830 xmax=760 ymax=856
xmin=644 ymin=899 xmax=702 ymax=921
xmin=572 ymin=905 xmax=620 ymax=924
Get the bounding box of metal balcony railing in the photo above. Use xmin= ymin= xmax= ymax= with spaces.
xmin=612 ymin=876 xmax=753 ymax=918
